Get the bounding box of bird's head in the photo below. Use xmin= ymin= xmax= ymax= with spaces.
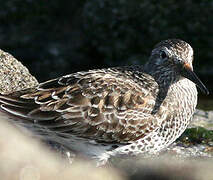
xmin=146 ymin=39 xmax=209 ymax=94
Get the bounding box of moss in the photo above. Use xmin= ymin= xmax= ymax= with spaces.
xmin=178 ymin=127 xmax=213 ymax=145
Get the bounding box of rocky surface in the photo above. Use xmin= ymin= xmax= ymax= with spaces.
xmin=191 ymin=109 xmax=213 ymax=130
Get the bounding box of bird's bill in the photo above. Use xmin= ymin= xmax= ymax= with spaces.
xmin=181 ymin=63 xmax=209 ymax=95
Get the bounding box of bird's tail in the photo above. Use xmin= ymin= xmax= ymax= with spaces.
xmin=0 ymin=94 xmax=62 ymax=141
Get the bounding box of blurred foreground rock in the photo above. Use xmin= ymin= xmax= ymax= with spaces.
xmin=0 ymin=120 xmax=122 ymax=180
xmin=113 ymin=156 xmax=213 ymax=180
xmin=0 ymin=120 xmax=213 ymax=180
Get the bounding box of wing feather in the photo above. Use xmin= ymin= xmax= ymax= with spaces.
xmin=0 ymin=67 xmax=161 ymax=143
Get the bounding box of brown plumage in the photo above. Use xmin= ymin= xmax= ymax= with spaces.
xmin=0 ymin=39 xmax=208 ymax=165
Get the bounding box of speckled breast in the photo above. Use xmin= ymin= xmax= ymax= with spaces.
xmin=157 ymin=78 xmax=198 ymax=147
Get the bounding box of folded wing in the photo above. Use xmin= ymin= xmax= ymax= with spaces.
xmin=0 ymin=67 xmax=161 ymax=143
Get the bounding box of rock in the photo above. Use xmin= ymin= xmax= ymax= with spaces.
xmin=0 ymin=49 xmax=38 ymax=94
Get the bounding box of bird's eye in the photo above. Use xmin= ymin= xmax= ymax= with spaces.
xmin=159 ymin=50 xmax=168 ymax=59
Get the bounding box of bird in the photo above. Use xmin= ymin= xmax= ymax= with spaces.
xmin=0 ymin=39 xmax=209 ymax=165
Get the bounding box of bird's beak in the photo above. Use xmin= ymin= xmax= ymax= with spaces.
xmin=181 ymin=62 xmax=209 ymax=95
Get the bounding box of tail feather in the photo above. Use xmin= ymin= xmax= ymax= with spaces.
xmin=1 ymin=104 xmax=31 ymax=119
xmin=0 ymin=95 xmax=36 ymax=107
xmin=0 ymin=94 xmax=59 ymax=122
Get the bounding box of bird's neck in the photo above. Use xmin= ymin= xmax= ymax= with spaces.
xmin=144 ymin=62 xmax=178 ymax=89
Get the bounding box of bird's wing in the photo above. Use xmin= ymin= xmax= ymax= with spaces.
xmin=0 ymin=67 xmax=162 ymax=143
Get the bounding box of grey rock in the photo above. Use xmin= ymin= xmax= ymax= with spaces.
xmin=0 ymin=49 xmax=38 ymax=94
